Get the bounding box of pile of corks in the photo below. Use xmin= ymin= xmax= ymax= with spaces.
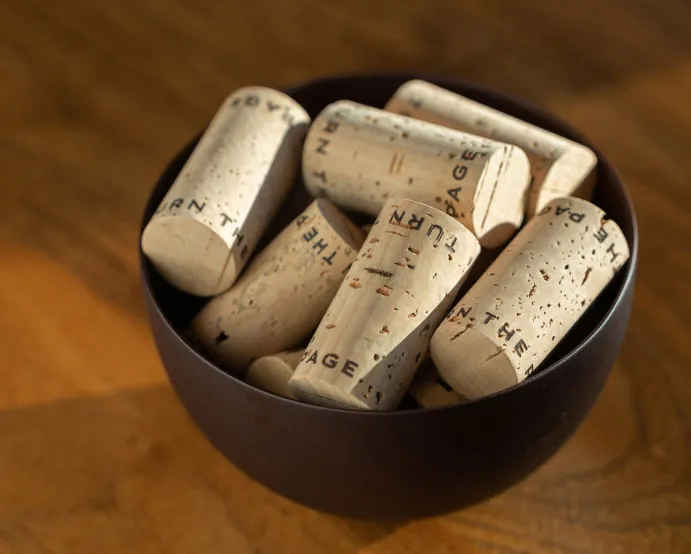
xmin=142 ymin=80 xmax=630 ymax=412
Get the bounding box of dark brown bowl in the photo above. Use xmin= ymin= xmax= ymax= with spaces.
xmin=140 ymin=74 xmax=638 ymax=520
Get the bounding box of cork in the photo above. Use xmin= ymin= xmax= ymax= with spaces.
xmin=430 ymin=197 xmax=630 ymax=399
xmin=385 ymin=80 xmax=598 ymax=217
xmin=407 ymin=360 xmax=466 ymax=409
xmin=141 ymin=87 xmax=310 ymax=296
xmin=193 ymin=199 xmax=364 ymax=371
xmin=246 ymin=350 xmax=304 ymax=399
xmin=289 ymin=198 xmax=481 ymax=411
xmin=302 ymin=101 xmax=530 ymax=248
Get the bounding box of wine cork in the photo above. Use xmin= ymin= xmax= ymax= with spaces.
xmin=193 ymin=199 xmax=364 ymax=371
xmin=289 ymin=198 xmax=481 ymax=411
xmin=385 ymin=80 xmax=598 ymax=217
xmin=407 ymin=360 xmax=465 ymax=409
xmin=430 ymin=197 xmax=630 ymax=399
xmin=246 ymin=350 xmax=303 ymax=399
xmin=142 ymin=87 xmax=310 ymax=296
xmin=302 ymin=101 xmax=530 ymax=248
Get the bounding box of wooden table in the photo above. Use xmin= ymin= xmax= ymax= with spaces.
xmin=1 ymin=0 xmax=689 ymax=552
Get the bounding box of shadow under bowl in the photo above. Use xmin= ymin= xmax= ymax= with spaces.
xmin=140 ymin=73 xmax=638 ymax=520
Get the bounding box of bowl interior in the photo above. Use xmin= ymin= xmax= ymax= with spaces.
xmin=140 ymin=73 xmax=637 ymax=409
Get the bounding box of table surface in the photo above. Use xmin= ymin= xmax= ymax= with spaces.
xmin=1 ymin=0 xmax=690 ymax=552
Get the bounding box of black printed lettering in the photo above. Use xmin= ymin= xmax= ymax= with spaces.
xmin=342 ymin=359 xmax=358 ymax=378
xmin=556 ymin=206 xmax=569 ymax=216
xmin=459 ymin=306 xmax=472 ymax=318
xmin=303 ymin=227 xmax=318 ymax=242
xmin=445 ymin=236 xmax=457 ymax=253
xmin=301 ymin=350 xmax=310 ymax=361
xmin=316 ymin=138 xmax=329 ymax=154
xmin=569 ymin=211 xmax=585 ymax=223
xmin=322 ymin=252 xmax=337 ymax=265
xmin=245 ymin=95 xmax=260 ymax=106
xmin=220 ymin=213 xmax=234 ymax=227
xmin=445 ymin=202 xmax=458 ymax=218
xmin=312 ymin=170 xmax=327 ymax=183
xmin=497 ymin=323 xmax=516 ymax=341
xmin=514 ymin=340 xmax=529 ymax=357
xmin=306 ymin=350 xmax=318 ymax=364
xmin=427 ymin=224 xmax=444 ymax=242
xmin=324 ymin=120 xmax=339 ymax=133
xmin=461 ymin=150 xmax=478 ymax=161
xmin=524 ymin=364 xmax=535 ymax=377
xmin=312 ymin=238 xmax=329 ymax=254
xmin=483 ymin=312 xmax=499 ymax=324
xmin=389 ymin=209 xmax=406 ymax=225
xmin=170 ymin=198 xmax=184 ymax=210
xmin=606 ymin=243 xmax=620 ymax=263
xmin=295 ymin=214 xmax=309 ymax=227
xmin=322 ymin=353 xmax=338 ymax=369
xmin=187 ymin=199 xmax=206 ymax=213
xmin=266 ymin=101 xmax=281 ymax=111
xmin=447 ymin=186 xmax=462 ymax=201
xmin=407 ymin=214 xmax=425 ymax=231
xmin=594 ymin=227 xmax=609 ymax=244
xmin=452 ymin=164 xmax=468 ymax=180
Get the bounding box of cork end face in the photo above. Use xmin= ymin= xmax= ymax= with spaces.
xmin=288 ymin=376 xmax=371 ymax=411
xmin=528 ymin=144 xmax=598 ymax=217
xmin=142 ymin=216 xmax=237 ymax=297
xmin=246 ymin=357 xmax=297 ymax=399
xmin=430 ymin=326 xmax=518 ymax=400
xmin=473 ymin=145 xmax=531 ymax=248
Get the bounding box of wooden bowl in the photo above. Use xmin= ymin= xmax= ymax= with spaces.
xmin=139 ymin=74 xmax=638 ymax=520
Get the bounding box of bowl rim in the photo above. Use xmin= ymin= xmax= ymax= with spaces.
xmin=140 ymin=72 xmax=639 ymax=417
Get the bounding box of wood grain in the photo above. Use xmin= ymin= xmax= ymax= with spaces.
xmin=0 ymin=0 xmax=689 ymax=552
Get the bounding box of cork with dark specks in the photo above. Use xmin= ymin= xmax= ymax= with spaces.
xmin=431 ymin=197 xmax=630 ymax=399
xmin=290 ymin=198 xmax=480 ymax=411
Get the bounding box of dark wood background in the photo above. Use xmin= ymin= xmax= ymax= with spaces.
xmin=1 ymin=0 xmax=689 ymax=552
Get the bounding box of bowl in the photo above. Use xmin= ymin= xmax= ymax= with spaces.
xmin=140 ymin=74 xmax=638 ymax=520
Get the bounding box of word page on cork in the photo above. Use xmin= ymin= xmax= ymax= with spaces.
xmin=302 ymin=100 xmax=530 ymax=248
xmin=385 ymin=80 xmax=597 ymax=218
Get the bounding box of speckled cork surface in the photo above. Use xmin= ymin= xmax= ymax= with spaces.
xmin=431 ymin=197 xmax=630 ymax=399
xmin=290 ymin=198 xmax=480 ymax=410
xmin=194 ymin=199 xmax=363 ymax=371
xmin=302 ymin=100 xmax=530 ymax=248
xmin=142 ymin=87 xmax=310 ymax=296
xmin=385 ymin=80 xmax=598 ymax=218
